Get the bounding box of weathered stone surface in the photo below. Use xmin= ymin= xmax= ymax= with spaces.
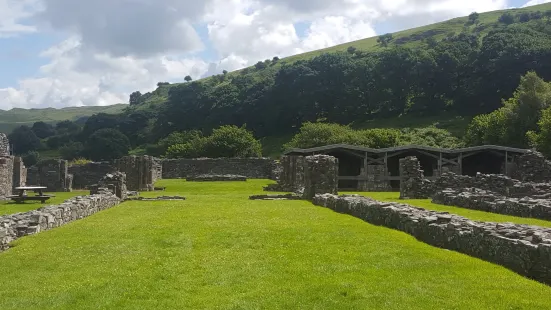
xmin=0 ymin=133 xmax=9 ymax=157
xmin=90 ymin=172 xmax=128 ymax=200
xmin=249 ymin=194 xmax=302 ymax=200
xmin=68 ymin=162 xmax=117 ymax=189
xmin=399 ymin=156 xmax=431 ymax=199
xmin=162 ymin=158 xmax=278 ymax=179
xmin=186 ymin=174 xmax=247 ymax=182
xmin=264 ymin=156 xmax=305 ymax=192
xmin=12 ymin=157 xmax=26 ymax=190
xmin=514 ymin=150 xmax=551 ymax=183
xmin=302 ymin=155 xmax=338 ymax=200
xmin=126 ymin=196 xmax=186 ymax=201
xmin=26 ymin=159 xmax=72 ymax=192
xmin=0 ymin=156 xmax=14 ymax=199
xmin=0 ymin=192 xmax=120 ymax=252
xmin=433 ymin=188 xmax=551 ymax=221
xmin=359 ymin=164 xmax=391 ymax=191
xmin=312 ymin=193 xmax=551 ymax=285
xmin=116 ymin=156 xmax=162 ymax=191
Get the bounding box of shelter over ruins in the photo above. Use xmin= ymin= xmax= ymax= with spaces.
xmin=284 ymin=144 xmax=529 ymax=190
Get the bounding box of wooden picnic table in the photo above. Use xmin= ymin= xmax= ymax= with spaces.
xmin=7 ymin=186 xmax=55 ymax=204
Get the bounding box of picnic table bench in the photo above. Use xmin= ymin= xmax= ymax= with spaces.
xmin=7 ymin=186 xmax=55 ymax=204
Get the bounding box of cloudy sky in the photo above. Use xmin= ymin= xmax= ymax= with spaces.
xmin=0 ymin=0 xmax=547 ymax=110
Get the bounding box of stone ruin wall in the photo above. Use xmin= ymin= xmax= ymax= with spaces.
xmin=313 ymin=194 xmax=551 ymax=285
xmin=68 ymin=162 xmax=117 ymax=189
xmin=12 ymin=157 xmax=26 ymax=190
xmin=399 ymin=156 xmax=432 ymax=199
xmin=0 ymin=191 xmax=121 ymax=252
xmin=27 ymin=159 xmax=73 ymax=192
xmin=0 ymin=133 xmax=9 ymax=157
xmin=359 ymin=164 xmax=391 ymax=191
xmin=90 ymin=172 xmax=128 ymax=200
xmin=116 ymin=156 xmax=161 ymax=191
xmin=514 ymin=150 xmax=551 ymax=183
xmin=0 ymin=156 xmax=14 ymax=199
xmin=162 ymin=158 xmax=278 ymax=180
xmin=302 ymin=155 xmax=339 ymax=200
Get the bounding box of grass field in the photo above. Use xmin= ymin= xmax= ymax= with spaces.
xmin=0 ymin=191 xmax=88 ymax=216
xmin=0 ymin=179 xmax=550 ymax=309
xmin=351 ymin=192 xmax=551 ymax=228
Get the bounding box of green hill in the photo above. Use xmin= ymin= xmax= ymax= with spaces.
xmin=0 ymin=104 xmax=126 ymax=133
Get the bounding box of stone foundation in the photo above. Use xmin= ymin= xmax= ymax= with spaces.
xmin=313 ymin=194 xmax=551 ymax=285
xmin=162 ymin=158 xmax=277 ymax=179
xmin=186 ymin=174 xmax=247 ymax=182
xmin=302 ymin=155 xmax=338 ymax=200
xmin=249 ymin=194 xmax=302 ymax=200
xmin=0 ymin=192 xmax=120 ymax=252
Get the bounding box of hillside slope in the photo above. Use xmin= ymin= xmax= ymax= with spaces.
xmin=0 ymin=104 xmax=126 ymax=133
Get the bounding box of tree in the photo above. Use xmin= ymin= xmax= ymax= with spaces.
xmin=519 ymin=12 xmax=531 ymax=23
xmin=222 ymin=70 xmax=228 ymax=75
xmin=377 ymin=33 xmax=393 ymax=47
xmin=184 ymin=75 xmax=193 ymax=82
xmin=8 ymin=126 xmax=41 ymax=155
xmin=55 ymin=120 xmax=80 ymax=135
xmin=22 ymin=151 xmax=40 ymax=167
xmin=201 ymin=125 xmax=262 ymax=158
xmin=498 ymin=13 xmax=515 ymax=25
xmin=59 ymin=142 xmax=84 ymax=160
xmin=255 ymin=61 xmax=267 ymax=70
xmin=129 ymin=91 xmax=142 ymax=105
xmin=468 ymin=12 xmax=480 ymax=23
xmin=84 ymin=129 xmax=130 ymax=161
xmin=31 ymin=121 xmax=55 ymax=139
xmin=157 ymin=82 xmax=170 ymax=87
xmin=347 ymin=46 xmax=357 ymax=54
xmin=272 ymin=56 xmax=280 ymax=62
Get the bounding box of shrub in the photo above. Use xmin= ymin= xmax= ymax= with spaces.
xmin=70 ymin=158 xmax=93 ymax=165
xmin=84 ymin=128 xmax=130 ymax=161
xmin=399 ymin=127 xmax=464 ymax=149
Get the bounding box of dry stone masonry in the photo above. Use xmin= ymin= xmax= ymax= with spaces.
xmin=302 ymin=155 xmax=339 ymax=200
xmin=26 ymin=159 xmax=72 ymax=192
xmin=0 ymin=133 xmax=9 ymax=156
xmin=313 ymin=193 xmax=551 ymax=285
xmin=514 ymin=150 xmax=551 ymax=183
xmin=0 ymin=156 xmax=14 ymax=199
xmin=90 ymin=172 xmax=128 ymax=200
xmin=0 ymin=192 xmax=120 ymax=252
xmin=433 ymin=188 xmax=551 ymax=221
xmin=264 ymin=155 xmax=305 ymax=192
xmin=162 ymin=158 xmax=277 ymax=179
xmin=69 ymin=162 xmax=117 ymax=189
xmin=186 ymin=174 xmax=247 ymax=182
xmin=12 ymin=157 xmax=26 ymax=190
xmin=399 ymin=156 xmax=432 ymax=199
xmin=116 ymin=156 xmax=162 ymax=191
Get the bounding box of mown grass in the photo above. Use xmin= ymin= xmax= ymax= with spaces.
xmin=0 ymin=191 xmax=88 ymax=216
xmin=0 ymin=180 xmax=550 ymax=309
xmin=351 ymin=191 xmax=551 ymax=228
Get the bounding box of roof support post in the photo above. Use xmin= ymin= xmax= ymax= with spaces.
xmin=459 ymin=153 xmax=463 ymax=175
xmin=505 ymin=151 xmax=509 ymax=176
xmin=438 ymin=152 xmax=443 ymax=177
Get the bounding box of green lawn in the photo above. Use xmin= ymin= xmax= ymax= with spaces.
xmin=0 ymin=180 xmax=550 ymax=309
xmin=351 ymin=192 xmax=551 ymax=228
xmin=0 ymin=191 xmax=89 ymax=216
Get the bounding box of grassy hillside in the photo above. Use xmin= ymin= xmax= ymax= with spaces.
xmin=131 ymin=2 xmax=551 ymax=110
xmin=0 ymin=104 xmax=127 ymax=133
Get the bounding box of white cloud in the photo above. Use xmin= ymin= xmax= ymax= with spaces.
xmin=523 ymin=0 xmax=551 ymax=7
xmin=0 ymin=0 xmax=40 ymax=37
xmin=0 ymin=0 xmax=517 ymax=110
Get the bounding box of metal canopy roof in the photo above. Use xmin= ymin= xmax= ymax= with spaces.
xmin=283 ymin=144 xmax=530 ymax=155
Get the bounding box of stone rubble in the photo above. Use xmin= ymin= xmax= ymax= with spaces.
xmin=125 ymin=196 xmax=186 ymax=201
xmin=313 ymin=193 xmax=551 ymax=285
xmin=433 ymin=188 xmax=551 ymax=221
xmin=249 ymin=194 xmax=302 ymax=200
xmin=0 ymin=191 xmax=120 ymax=251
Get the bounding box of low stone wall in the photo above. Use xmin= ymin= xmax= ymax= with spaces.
xmin=0 ymin=192 xmax=120 ymax=252
xmin=186 ymin=174 xmax=247 ymax=182
xmin=68 ymin=162 xmax=116 ymax=189
xmin=514 ymin=150 xmax=551 ymax=183
xmin=433 ymin=188 xmax=551 ymax=221
xmin=433 ymin=172 xmax=551 ymax=198
xmin=312 ymin=194 xmax=551 ymax=285
xmin=162 ymin=158 xmax=277 ymax=179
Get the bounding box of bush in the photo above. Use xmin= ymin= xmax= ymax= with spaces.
xmin=70 ymin=158 xmax=93 ymax=165
xmin=165 ymin=126 xmax=262 ymax=158
xmin=59 ymin=142 xmax=84 ymax=160
xmin=283 ymin=122 xmax=400 ymax=149
xmin=399 ymin=127 xmax=464 ymax=149
xmin=84 ymin=129 xmax=130 ymax=161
